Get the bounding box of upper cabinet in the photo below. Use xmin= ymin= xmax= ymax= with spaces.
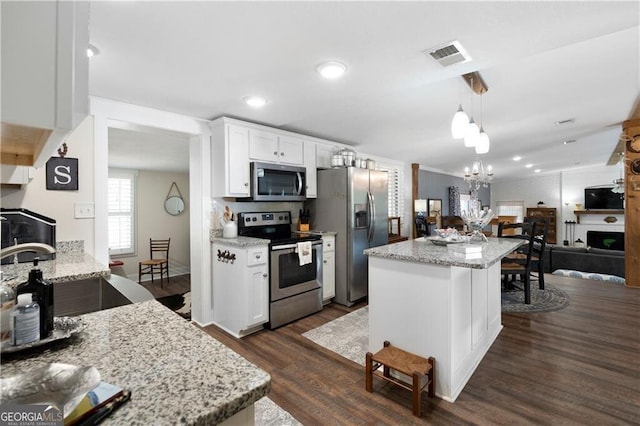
xmin=1 ymin=1 xmax=89 ymax=169
xmin=211 ymin=116 xmax=348 ymax=198
xmin=249 ymin=130 xmax=304 ymax=165
xmin=211 ymin=120 xmax=251 ymax=198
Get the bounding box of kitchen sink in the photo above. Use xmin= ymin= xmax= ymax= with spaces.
xmin=53 ymin=275 xmax=154 ymax=317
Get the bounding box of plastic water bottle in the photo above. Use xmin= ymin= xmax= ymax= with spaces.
xmin=11 ymin=293 xmax=40 ymax=346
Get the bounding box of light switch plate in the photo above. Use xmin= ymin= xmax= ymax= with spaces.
xmin=74 ymin=202 xmax=95 ymax=219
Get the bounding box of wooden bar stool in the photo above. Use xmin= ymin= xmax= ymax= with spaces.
xmin=365 ymin=341 xmax=435 ymax=417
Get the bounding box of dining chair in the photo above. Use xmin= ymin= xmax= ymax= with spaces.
xmin=415 ymin=217 xmax=429 ymax=238
xmin=138 ymin=238 xmax=171 ymax=287
xmin=524 ymin=217 xmax=549 ymax=290
xmin=498 ymin=222 xmax=538 ymax=304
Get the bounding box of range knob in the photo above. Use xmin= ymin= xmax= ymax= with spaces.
xmin=245 ymin=217 xmax=250 ymax=222
xmin=252 ymin=217 xmax=257 ymax=222
xmin=278 ymin=216 xmax=283 ymax=220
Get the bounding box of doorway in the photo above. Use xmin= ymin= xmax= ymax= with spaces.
xmin=91 ymin=97 xmax=213 ymax=326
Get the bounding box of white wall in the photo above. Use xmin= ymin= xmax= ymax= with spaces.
xmin=491 ymin=164 xmax=623 ymax=243
xmin=0 ymin=116 xmax=96 ymax=253
xmin=115 ymin=170 xmax=190 ymax=279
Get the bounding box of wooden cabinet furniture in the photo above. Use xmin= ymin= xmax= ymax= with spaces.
xmin=526 ymin=207 xmax=557 ymax=244
xmin=321 ymin=234 xmax=335 ymax=303
xmin=212 ymin=242 xmax=269 ymax=338
xmin=1 ymin=1 xmax=89 ymax=169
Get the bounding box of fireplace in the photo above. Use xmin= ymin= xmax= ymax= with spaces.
xmin=587 ymin=231 xmax=624 ymax=251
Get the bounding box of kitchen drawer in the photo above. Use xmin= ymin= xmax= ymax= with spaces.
xmin=322 ymin=235 xmax=335 ymax=252
xmin=247 ymin=248 xmax=268 ymax=266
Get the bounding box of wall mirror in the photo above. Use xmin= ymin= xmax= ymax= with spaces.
xmin=428 ymin=198 xmax=442 ymax=228
xmin=165 ymin=182 xmax=185 ymax=216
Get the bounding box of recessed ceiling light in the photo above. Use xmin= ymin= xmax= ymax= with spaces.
xmin=317 ymin=61 xmax=347 ymax=79
xmin=525 ymin=164 xmax=533 ymax=168
xmin=87 ymin=44 xmax=99 ymax=58
xmin=534 ymin=169 xmax=541 ymax=173
xmin=243 ymin=96 xmax=268 ymax=108
xmin=512 ymin=156 xmax=522 ymax=161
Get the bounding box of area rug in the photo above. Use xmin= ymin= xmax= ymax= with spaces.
xmin=156 ymin=292 xmax=191 ymax=320
xmin=302 ymin=307 xmax=368 ymax=366
xmin=303 ymin=287 xmax=570 ymax=366
xmin=501 ymin=285 xmax=569 ymax=313
xmin=254 ymin=396 xmax=302 ymax=426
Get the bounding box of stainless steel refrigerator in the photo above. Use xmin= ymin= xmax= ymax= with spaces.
xmin=308 ymin=167 xmax=388 ymax=306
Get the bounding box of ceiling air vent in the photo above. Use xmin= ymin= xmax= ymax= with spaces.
xmin=425 ymin=40 xmax=471 ymax=67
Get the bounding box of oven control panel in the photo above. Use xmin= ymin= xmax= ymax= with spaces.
xmin=238 ymin=211 xmax=291 ymax=228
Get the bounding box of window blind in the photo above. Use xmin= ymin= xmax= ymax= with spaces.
xmin=108 ymin=172 xmax=136 ymax=255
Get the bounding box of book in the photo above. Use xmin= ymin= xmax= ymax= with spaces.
xmin=447 ymin=244 xmax=483 ymax=254
xmin=64 ymin=381 xmax=127 ymax=425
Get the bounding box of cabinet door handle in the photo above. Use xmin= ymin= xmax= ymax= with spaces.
xmin=280 ymin=152 xmax=285 ymax=156
xmin=263 ymin=273 xmax=268 ymax=278
xmin=324 ymin=260 xmax=327 ymax=264
xmin=255 ymin=254 xmax=261 ymax=259
xmin=273 ymin=151 xmax=278 ymax=155
xmin=244 ymin=182 xmax=249 ymax=187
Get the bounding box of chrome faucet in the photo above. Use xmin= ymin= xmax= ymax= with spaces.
xmin=0 ymin=243 xmax=56 ymax=261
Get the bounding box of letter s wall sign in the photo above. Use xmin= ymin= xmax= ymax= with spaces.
xmin=46 ymin=157 xmax=79 ymax=190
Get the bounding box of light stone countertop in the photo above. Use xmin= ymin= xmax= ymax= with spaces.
xmin=0 ymin=300 xmax=271 ymax=425
xmin=1 ymin=251 xmax=110 ymax=290
xmin=364 ymin=237 xmax=525 ymax=269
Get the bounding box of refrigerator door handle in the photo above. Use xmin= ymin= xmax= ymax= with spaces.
xmin=367 ymin=191 xmax=376 ymax=242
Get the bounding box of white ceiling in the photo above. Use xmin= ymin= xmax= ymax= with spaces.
xmin=94 ymin=1 xmax=640 ymax=179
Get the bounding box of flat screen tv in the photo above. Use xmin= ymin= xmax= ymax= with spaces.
xmin=584 ymin=186 xmax=624 ymax=210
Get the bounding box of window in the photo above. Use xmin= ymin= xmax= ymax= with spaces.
xmin=379 ymin=164 xmax=404 ymax=219
xmin=495 ymin=200 xmax=524 ymax=222
xmin=108 ymin=170 xmax=137 ymax=256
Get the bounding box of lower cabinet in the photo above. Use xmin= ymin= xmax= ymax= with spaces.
xmin=212 ymin=242 xmax=269 ymax=338
xmin=321 ymin=235 xmax=336 ymax=303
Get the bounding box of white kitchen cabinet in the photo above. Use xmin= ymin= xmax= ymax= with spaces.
xmin=212 ymin=242 xmax=269 ymax=338
xmin=321 ymin=235 xmax=336 ymax=303
xmin=303 ymin=140 xmax=317 ymax=198
xmin=249 ymin=130 xmax=304 ymax=165
xmin=211 ymin=120 xmax=251 ymax=197
xmin=316 ymin=143 xmax=335 ymax=169
xmin=1 ymin=1 xmax=89 ymax=168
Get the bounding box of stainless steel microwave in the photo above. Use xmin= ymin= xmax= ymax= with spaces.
xmin=250 ymin=162 xmax=306 ymax=201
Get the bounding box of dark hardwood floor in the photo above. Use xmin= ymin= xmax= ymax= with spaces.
xmin=139 ymin=274 xmax=190 ymax=298
xmin=202 ymin=275 xmax=640 ymax=425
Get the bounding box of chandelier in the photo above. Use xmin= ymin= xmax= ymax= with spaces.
xmin=451 ymin=72 xmax=490 ymax=155
xmin=464 ymin=158 xmax=494 ymax=191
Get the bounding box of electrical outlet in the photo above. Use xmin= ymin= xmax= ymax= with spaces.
xmin=74 ymin=202 xmax=95 ymax=219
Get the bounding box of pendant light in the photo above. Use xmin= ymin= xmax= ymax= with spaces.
xmin=451 ymin=105 xmax=469 ymax=139
xmin=464 ymin=118 xmax=479 ymax=147
xmin=451 ymin=80 xmax=469 ymax=139
xmin=463 ymin=76 xmax=478 ymax=147
xmin=475 ymin=92 xmax=490 ymax=154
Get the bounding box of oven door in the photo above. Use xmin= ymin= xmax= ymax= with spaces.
xmin=270 ymin=241 xmax=322 ymax=302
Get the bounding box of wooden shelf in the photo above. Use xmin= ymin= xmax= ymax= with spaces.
xmin=574 ymin=210 xmax=624 ymax=224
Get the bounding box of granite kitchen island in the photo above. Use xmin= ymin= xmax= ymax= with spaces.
xmin=364 ymin=237 xmax=523 ymax=402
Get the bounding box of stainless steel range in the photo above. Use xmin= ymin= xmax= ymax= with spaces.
xmin=238 ymin=211 xmax=323 ymax=329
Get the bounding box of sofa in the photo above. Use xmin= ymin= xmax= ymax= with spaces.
xmin=543 ymin=245 xmax=625 ymax=281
